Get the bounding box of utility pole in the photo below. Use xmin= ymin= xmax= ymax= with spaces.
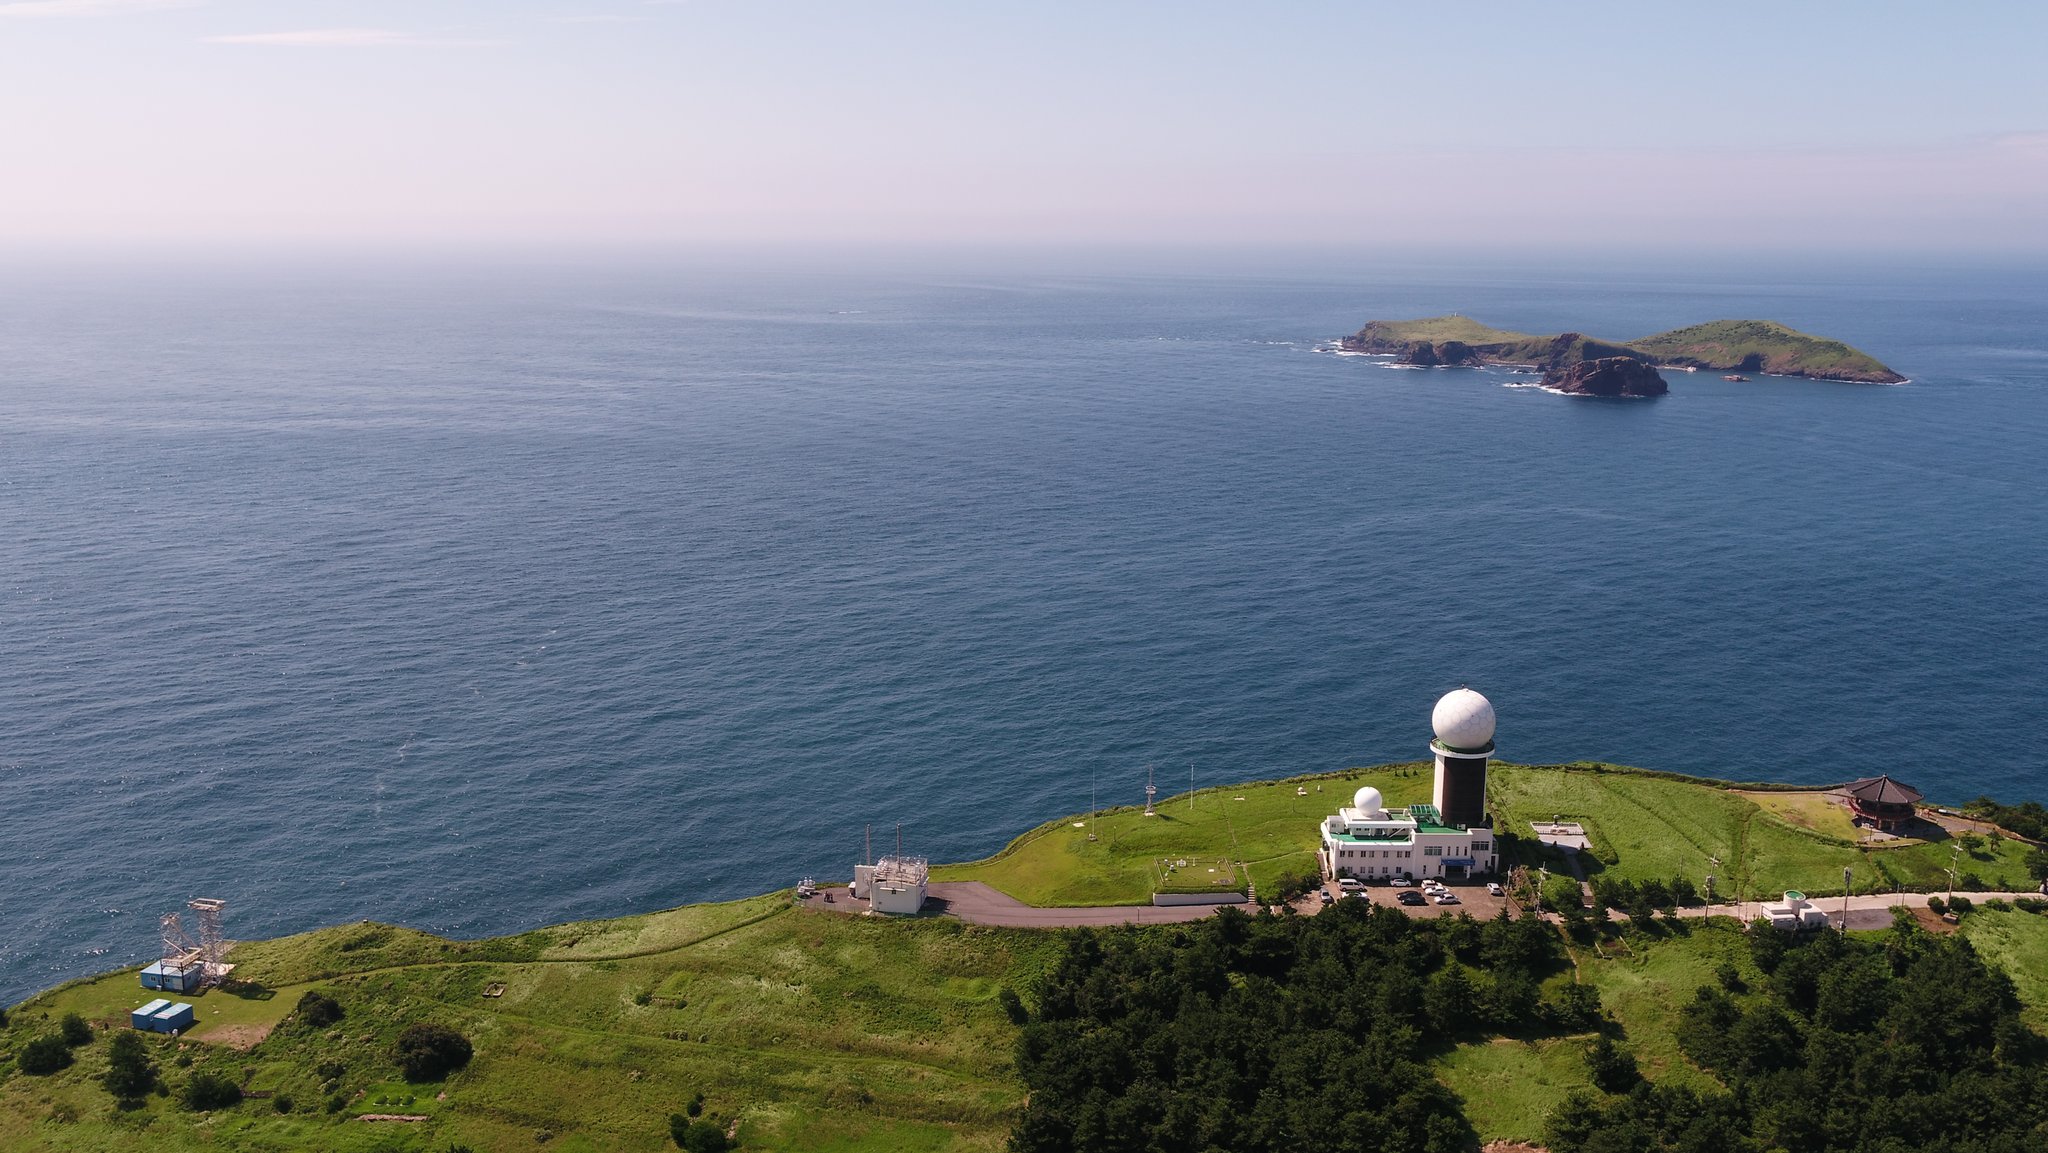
xmin=1842 ymin=866 xmax=1852 ymax=932
xmin=1188 ymin=763 xmax=1195 ymax=814
xmin=1949 ymin=840 xmax=1960 ymax=905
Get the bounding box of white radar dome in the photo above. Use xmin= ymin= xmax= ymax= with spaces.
xmin=1351 ymin=786 xmax=1384 ymax=815
xmin=1432 ymin=688 xmax=1496 ymax=752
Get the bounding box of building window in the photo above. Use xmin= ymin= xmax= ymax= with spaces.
xmin=1424 ymin=846 xmax=1441 ymax=857
xmin=1472 ymin=841 xmax=1491 ymax=853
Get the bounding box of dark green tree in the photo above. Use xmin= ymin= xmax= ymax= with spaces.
xmin=17 ymin=1033 xmax=73 ymax=1075
xmin=182 ymin=1069 xmax=243 ymax=1110
xmin=295 ymin=990 xmax=344 ymax=1028
xmin=103 ymin=1030 xmax=157 ymax=1100
xmin=670 ymin=1114 xmax=731 ymax=1152
xmin=1584 ymin=1034 xmax=1640 ymax=1093
xmin=59 ymin=1012 xmax=93 ymax=1046
xmin=394 ymin=1022 xmax=473 ymax=1082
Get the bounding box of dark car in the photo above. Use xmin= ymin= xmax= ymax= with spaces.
xmin=1396 ymin=890 xmax=1427 ymax=906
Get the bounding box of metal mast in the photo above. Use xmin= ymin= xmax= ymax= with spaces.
xmin=188 ymin=897 xmax=228 ymax=986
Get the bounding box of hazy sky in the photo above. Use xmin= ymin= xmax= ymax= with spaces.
xmin=4 ymin=0 xmax=2045 ymax=252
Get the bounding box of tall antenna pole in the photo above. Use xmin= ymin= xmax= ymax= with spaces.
xmin=1189 ymin=763 xmax=1195 ymax=813
xmin=896 ymin=823 xmax=902 ymax=857
xmin=865 ymin=824 xmax=872 ymax=867
xmin=1144 ymin=766 xmax=1156 ymax=817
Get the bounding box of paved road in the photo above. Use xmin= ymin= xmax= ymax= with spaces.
xmin=795 ymin=881 xmax=1238 ymax=927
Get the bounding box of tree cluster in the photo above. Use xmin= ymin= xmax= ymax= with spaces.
xmin=1592 ymin=876 xmax=1698 ymax=921
xmin=394 ymin=1022 xmax=473 ymax=1082
xmin=1547 ymin=916 xmax=2048 ymax=1152
xmin=1008 ymin=901 xmax=1577 ymax=1153
xmin=1962 ymin=797 xmax=2048 ymax=843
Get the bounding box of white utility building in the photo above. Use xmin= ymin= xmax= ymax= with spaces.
xmin=853 ymin=855 xmax=929 ymax=915
xmin=1318 ymin=689 xmax=1500 ymax=881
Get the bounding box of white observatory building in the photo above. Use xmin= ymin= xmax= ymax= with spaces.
xmin=1318 ymin=688 xmax=1499 ymax=881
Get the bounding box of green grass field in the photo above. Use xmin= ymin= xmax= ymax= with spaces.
xmin=939 ymin=762 xmax=2035 ymax=908
xmin=1 ymin=900 xmax=1058 ymax=1153
xmin=6 ymin=761 xmax=2037 ymax=1151
xmin=1961 ymin=907 xmax=2048 ymax=1031
xmin=931 ymin=764 xmax=1433 ymax=905
xmin=1436 ymin=1036 xmax=1593 ymax=1143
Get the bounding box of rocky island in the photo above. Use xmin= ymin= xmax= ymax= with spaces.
xmin=1343 ymin=315 xmax=1906 ymax=385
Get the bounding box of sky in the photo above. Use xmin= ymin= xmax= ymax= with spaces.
xmin=2 ymin=0 xmax=2045 ymax=254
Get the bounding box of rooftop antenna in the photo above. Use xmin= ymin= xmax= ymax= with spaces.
xmin=895 ymin=822 xmax=903 ymax=857
xmin=865 ymin=823 xmax=872 ymax=867
xmin=1144 ymin=766 xmax=1156 ymax=817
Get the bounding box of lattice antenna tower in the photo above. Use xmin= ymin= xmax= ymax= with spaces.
xmin=159 ymin=912 xmax=196 ymax=963
xmin=1144 ymin=765 xmax=1157 ymax=817
xmin=188 ymin=897 xmax=229 ymax=984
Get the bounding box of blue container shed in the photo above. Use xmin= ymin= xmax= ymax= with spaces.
xmin=131 ymin=999 xmax=171 ymax=1030
xmin=151 ymin=1002 xmax=196 ymax=1033
xmin=141 ymin=961 xmax=205 ymax=993
xmin=131 ymin=999 xmax=195 ymax=1034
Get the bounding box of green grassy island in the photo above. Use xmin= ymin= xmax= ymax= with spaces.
xmin=6 ymin=763 xmax=2046 ymax=1152
xmin=1341 ymin=316 xmax=1907 ymax=384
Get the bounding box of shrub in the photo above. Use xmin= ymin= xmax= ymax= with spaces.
xmin=394 ymin=1022 xmax=473 ymax=1082
xmin=1585 ymin=1035 xmax=1641 ymax=1093
xmin=669 ymin=1115 xmax=732 ymax=1152
xmin=103 ymin=1031 xmax=157 ymax=1099
xmin=2025 ymin=847 xmax=2048 ymax=882
xmin=996 ymin=986 xmax=1028 ymax=1026
xmin=1948 ymin=896 xmax=1975 ymax=915
xmin=685 ymin=1090 xmax=706 ymax=1118
xmin=1984 ymin=898 xmax=2010 ymax=912
xmin=1715 ymin=962 xmax=1746 ymax=993
xmin=182 ymin=1070 xmax=243 ymax=1110
xmin=325 ymin=1093 xmax=348 ymax=1114
xmin=273 ymin=1094 xmax=294 ymax=1113
xmin=295 ymin=991 xmax=344 ymax=1029
xmin=2014 ymin=897 xmax=2047 ymax=914
xmin=1542 ymin=874 xmax=1585 ymax=913
xmin=1927 ymin=896 xmax=1948 ymax=914
xmin=59 ymin=1012 xmax=93 ymax=1047
xmin=17 ymin=1034 xmax=74 ymax=1075
xmin=1669 ymin=876 xmax=1698 ymax=907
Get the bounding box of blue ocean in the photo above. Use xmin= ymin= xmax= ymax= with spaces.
xmin=4 ymin=251 xmax=2045 ymax=1002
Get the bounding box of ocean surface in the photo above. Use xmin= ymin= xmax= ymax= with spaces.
xmin=4 ymin=251 xmax=2045 ymax=1002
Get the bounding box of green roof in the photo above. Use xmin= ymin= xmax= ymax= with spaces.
xmin=1408 ymin=804 xmax=1462 ymax=835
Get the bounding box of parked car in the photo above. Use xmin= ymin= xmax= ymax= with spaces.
xmin=1317 ymin=889 xmax=1333 ymax=905
xmin=1390 ymin=876 xmax=1413 ymax=887
xmin=1486 ymin=882 xmax=1505 ymax=897
xmin=1433 ymin=893 xmax=1460 ymax=905
xmin=1397 ymin=890 xmax=1427 ymax=906
xmin=1337 ymin=877 xmax=1363 ymax=892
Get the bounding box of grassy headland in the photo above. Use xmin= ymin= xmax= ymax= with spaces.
xmin=941 ymin=762 xmax=2043 ymax=905
xmin=4 ymin=761 xmax=2041 ymax=1151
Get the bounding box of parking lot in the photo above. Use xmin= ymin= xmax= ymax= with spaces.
xmin=1304 ymin=877 xmax=1514 ymax=919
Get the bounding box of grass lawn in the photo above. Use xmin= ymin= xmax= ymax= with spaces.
xmin=1961 ymin=907 xmax=2048 ymax=1031
xmin=931 ymin=764 xmax=1433 ymax=905
xmin=1490 ymin=765 xmax=2015 ymax=901
xmin=1738 ymin=790 xmax=1865 ymax=842
xmin=1570 ymin=920 xmax=1750 ymax=1094
xmin=1436 ymin=1035 xmax=1592 ymax=1144
xmin=1 ymin=903 xmax=1058 ymax=1153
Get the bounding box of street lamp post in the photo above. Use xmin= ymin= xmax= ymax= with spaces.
xmin=1842 ymin=866 xmax=1852 ymax=932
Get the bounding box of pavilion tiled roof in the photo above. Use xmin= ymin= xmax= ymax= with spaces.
xmin=1844 ymin=775 xmax=1923 ymax=806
